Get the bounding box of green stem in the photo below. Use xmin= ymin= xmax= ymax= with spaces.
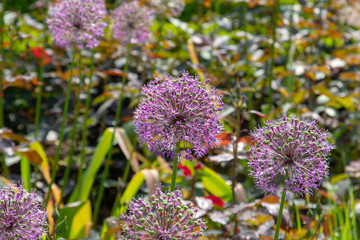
xmin=267 ymin=0 xmax=279 ymax=106
xmin=294 ymin=202 xmax=301 ymax=233
xmin=34 ymin=0 xmax=49 ymax=141
xmin=0 ymin=0 xmax=9 ymax=178
xmin=274 ymin=189 xmax=286 ymax=240
xmin=170 ymin=142 xmax=181 ymax=191
xmin=61 ymin=53 xmax=83 ymax=203
xmin=151 ymin=14 xmax=165 ymax=74
xmin=349 ymin=185 xmax=359 ymax=240
xmin=285 ymin=0 xmax=294 ymax=94
xmin=92 ymin=44 xmax=131 ymax=226
xmin=76 ymin=50 xmax=95 ymax=201
xmin=242 ymin=2 xmax=255 ymax=130
xmin=45 ymin=47 xmax=76 ymax=206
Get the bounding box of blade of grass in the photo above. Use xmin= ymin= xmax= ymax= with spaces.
xmin=349 ymin=185 xmax=359 ymax=240
xmin=20 ymin=156 xmax=31 ymax=191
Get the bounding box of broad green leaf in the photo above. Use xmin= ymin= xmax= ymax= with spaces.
xmin=59 ymin=200 xmax=92 ymax=239
xmin=198 ymin=167 xmax=232 ymax=202
xmin=69 ymin=128 xmax=113 ymax=202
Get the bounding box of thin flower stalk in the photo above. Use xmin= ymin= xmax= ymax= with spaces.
xmin=45 ymin=49 xmax=76 ymax=206
xmin=92 ymin=43 xmax=132 ymax=225
xmin=0 ymin=0 xmax=9 ymax=178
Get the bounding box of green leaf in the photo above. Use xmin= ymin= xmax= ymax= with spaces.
xmin=20 ymin=156 xmax=31 ymax=191
xmin=113 ymin=171 xmax=145 ymax=216
xmin=58 ymin=200 xmax=92 ymax=239
xmin=198 ymin=167 xmax=232 ymax=202
xmin=69 ymin=128 xmax=113 ymax=203
xmin=331 ymin=173 xmax=349 ymax=184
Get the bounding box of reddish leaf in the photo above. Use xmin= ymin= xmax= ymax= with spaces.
xmin=177 ymin=164 xmax=192 ymax=177
xmin=236 ymin=136 xmax=254 ymax=144
xmin=205 ymin=195 xmax=225 ymax=207
xmin=249 ymin=110 xmax=268 ymax=119
xmin=194 ymin=163 xmax=203 ymax=170
xmin=216 ymin=132 xmax=232 ymax=146
xmin=31 ymin=47 xmax=51 ymax=65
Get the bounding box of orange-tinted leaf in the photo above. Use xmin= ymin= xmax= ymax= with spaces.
xmin=17 ymin=149 xmax=42 ymax=164
xmin=216 ymin=132 xmax=232 ymax=146
xmin=258 ymin=195 xmax=280 ymax=204
xmin=2 ymin=131 xmax=29 ymax=143
xmin=236 ymin=136 xmax=253 ymax=144
xmin=339 ymin=72 xmax=359 ymax=81
xmin=293 ymin=89 xmax=308 ymax=104
xmin=278 ymin=87 xmax=289 ymax=99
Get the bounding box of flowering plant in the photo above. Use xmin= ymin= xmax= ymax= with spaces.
xmin=134 ymin=72 xmax=224 ymax=160
xmin=120 ymin=186 xmax=206 ymax=239
xmin=249 ymin=114 xmax=335 ymax=196
xmin=0 ymin=183 xmax=48 ymax=240
xmin=47 ymin=0 xmax=107 ymax=49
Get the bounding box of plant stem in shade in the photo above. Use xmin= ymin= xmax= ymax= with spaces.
xmin=0 ymin=0 xmax=9 ymax=178
xmin=285 ymin=0 xmax=294 ymax=94
xmin=170 ymin=141 xmax=181 ymax=191
xmin=61 ymin=52 xmax=83 ymax=203
xmin=241 ymin=2 xmax=255 ymax=130
xmin=76 ymin=50 xmax=95 ymax=200
xmin=45 ymin=47 xmax=76 ymax=206
xmin=274 ymin=189 xmax=286 ymax=240
xmin=92 ymin=43 xmax=131 ymax=226
xmin=34 ymin=0 xmax=49 ymax=141
xmin=267 ymin=0 xmax=279 ymax=107
xmin=151 ymin=14 xmax=165 ymax=74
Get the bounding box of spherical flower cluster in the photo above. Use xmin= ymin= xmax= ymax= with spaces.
xmin=134 ymin=72 xmax=224 ymax=160
xmin=150 ymin=0 xmax=185 ymax=17
xmin=112 ymin=1 xmax=154 ymax=45
xmin=120 ymin=186 xmax=206 ymax=239
xmin=0 ymin=183 xmax=48 ymax=240
xmin=47 ymin=0 xmax=107 ymax=49
xmin=249 ymin=114 xmax=335 ymax=196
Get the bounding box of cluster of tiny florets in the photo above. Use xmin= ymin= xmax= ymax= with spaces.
xmin=0 ymin=184 xmax=48 ymax=240
xmin=249 ymin=114 xmax=335 ymax=196
xmin=112 ymin=1 xmax=154 ymax=45
xmin=120 ymin=187 xmax=206 ymax=239
xmin=47 ymin=0 xmax=107 ymax=49
xmin=134 ymin=72 xmax=224 ymax=160
xmin=150 ymin=0 xmax=185 ymax=17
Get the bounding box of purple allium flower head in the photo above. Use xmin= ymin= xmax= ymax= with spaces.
xmin=134 ymin=72 xmax=224 ymax=160
xmin=249 ymin=114 xmax=335 ymax=196
xmin=46 ymin=0 xmax=107 ymax=49
xmin=150 ymin=0 xmax=185 ymax=17
xmin=120 ymin=186 xmax=206 ymax=239
xmin=112 ymin=1 xmax=154 ymax=45
xmin=0 ymin=183 xmax=48 ymax=240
